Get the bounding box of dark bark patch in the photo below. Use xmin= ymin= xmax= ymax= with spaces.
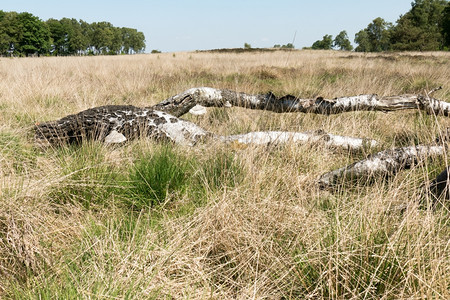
xmin=429 ymin=167 xmax=450 ymax=200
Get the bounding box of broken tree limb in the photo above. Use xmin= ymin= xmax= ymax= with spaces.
xmin=34 ymin=105 xmax=377 ymax=151
xmin=151 ymin=87 xmax=450 ymax=117
xmin=222 ymin=130 xmax=377 ymax=151
xmin=318 ymin=144 xmax=446 ymax=188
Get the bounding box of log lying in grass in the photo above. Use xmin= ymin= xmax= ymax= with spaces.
xmin=34 ymin=105 xmax=210 ymax=147
xmin=35 ymin=86 xmax=449 ymax=147
xmin=222 ymin=130 xmax=377 ymax=151
xmin=318 ymin=144 xmax=446 ymax=188
xmin=34 ymin=105 xmax=377 ymax=150
xmin=152 ymin=87 xmax=450 ymax=117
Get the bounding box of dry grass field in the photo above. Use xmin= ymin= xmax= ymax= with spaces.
xmin=0 ymin=50 xmax=449 ymax=299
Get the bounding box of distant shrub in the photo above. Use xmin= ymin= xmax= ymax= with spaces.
xmin=274 ymin=43 xmax=295 ymax=49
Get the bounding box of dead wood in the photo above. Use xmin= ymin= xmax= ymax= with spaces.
xmin=33 ymin=87 xmax=450 ymax=200
xmin=151 ymin=87 xmax=450 ymax=117
xmin=222 ymin=130 xmax=377 ymax=151
xmin=318 ymin=144 xmax=446 ymax=188
xmin=34 ymin=105 xmax=210 ymax=147
xmin=34 ymin=105 xmax=376 ymax=151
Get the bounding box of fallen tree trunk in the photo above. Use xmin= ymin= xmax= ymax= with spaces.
xmin=318 ymin=144 xmax=446 ymax=188
xmin=34 ymin=105 xmax=377 ymax=150
xmin=222 ymin=130 xmax=377 ymax=150
xmin=151 ymin=87 xmax=450 ymax=117
xmin=34 ymin=105 xmax=210 ymax=147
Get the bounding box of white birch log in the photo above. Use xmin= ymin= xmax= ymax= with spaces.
xmin=34 ymin=105 xmax=376 ymax=151
xmin=151 ymin=87 xmax=450 ymax=117
xmin=318 ymin=145 xmax=446 ymax=188
xmin=222 ymin=130 xmax=377 ymax=150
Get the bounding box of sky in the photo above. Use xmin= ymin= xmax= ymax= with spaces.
xmin=1 ymin=0 xmax=414 ymax=52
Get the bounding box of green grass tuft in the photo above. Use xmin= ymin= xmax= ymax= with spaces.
xmin=125 ymin=145 xmax=193 ymax=210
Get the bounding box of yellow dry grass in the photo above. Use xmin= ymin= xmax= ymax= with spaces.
xmin=0 ymin=50 xmax=449 ymax=298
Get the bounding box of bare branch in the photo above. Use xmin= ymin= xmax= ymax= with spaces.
xmin=428 ymin=86 xmax=443 ymax=96
xmin=152 ymin=87 xmax=450 ymax=117
xmin=318 ymin=144 xmax=446 ymax=188
xmin=222 ymin=130 xmax=377 ymax=151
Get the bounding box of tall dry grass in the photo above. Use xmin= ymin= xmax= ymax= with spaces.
xmin=0 ymin=50 xmax=449 ymax=298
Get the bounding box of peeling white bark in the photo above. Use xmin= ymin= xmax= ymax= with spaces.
xmin=188 ymin=104 xmax=207 ymax=115
xmin=222 ymin=130 xmax=377 ymax=150
xmin=318 ymin=145 xmax=446 ymax=188
xmin=158 ymin=117 xmax=209 ymax=146
xmin=104 ymin=130 xmax=127 ymax=144
xmin=34 ymin=105 xmax=376 ymax=151
xmin=152 ymin=87 xmax=450 ymax=117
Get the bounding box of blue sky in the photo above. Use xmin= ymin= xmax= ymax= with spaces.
xmin=2 ymin=0 xmax=413 ymax=52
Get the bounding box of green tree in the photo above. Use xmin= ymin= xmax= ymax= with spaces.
xmin=63 ymin=18 xmax=88 ymax=55
xmin=274 ymin=43 xmax=294 ymax=49
xmin=16 ymin=12 xmax=51 ymax=56
xmin=131 ymin=31 xmax=145 ymax=53
xmin=354 ymin=18 xmax=392 ymax=52
xmin=91 ymin=22 xmax=114 ymax=54
xmin=80 ymin=20 xmax=95 ymax=54
xmin=122 ymin=27 xmax=145 ymax=54
xmin=0 ymin=11 xmax=14 ymax=55
xmin=281 ymin=43 xmax=295 ymax=49
xmin=121 ymin=27 xmax=134 ymax=54
xmin=443 ymin=2 xmax=450 ymax=47
xmin=0 ymin=11 xmax=145 ymax=56
xmin=47 ymin=18 xmax=90 ymax=55
xmin=0 ymin=11 xmax=24 ymax=56
xmin=390 ymin=0 xmax=448 ymax=50
xmin=47 ymin=18 xmax=67 ymax=55
xmin=354 ymin=30 xmax=371 ymax=52
xmin=367 ymin=17 xmax=392 ymax=51
xmin=244 ymin=42 xmax=251 ymax=49
xmin=311 ymin=34 xmax=333 ymax=50
xmin=106 ymin=26 xmax=122 ymax=54
xmin=333 ymin=30 xmax=353 ymax=51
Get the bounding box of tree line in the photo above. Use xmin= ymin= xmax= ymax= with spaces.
xmin=0 ymin=10 xmax=146 ymax=56
xmin=309 ymin=0 xmax=450 ymax=51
